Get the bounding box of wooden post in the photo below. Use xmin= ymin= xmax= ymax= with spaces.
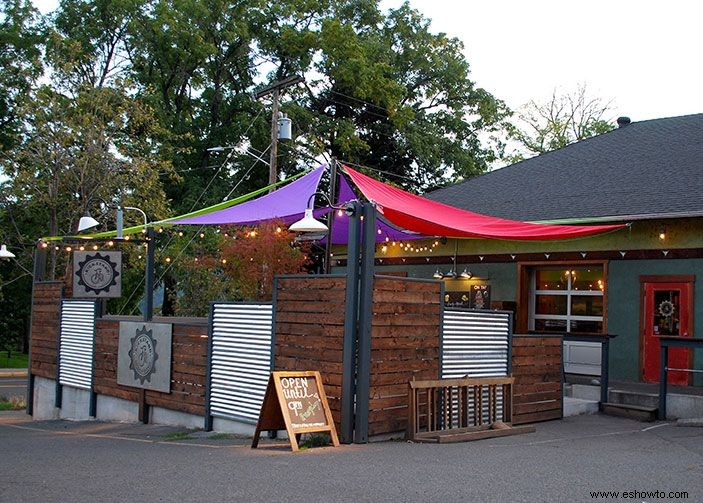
xmin=268 ymin=88 xmax=280 ymax=187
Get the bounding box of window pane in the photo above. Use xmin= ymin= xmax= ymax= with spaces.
xmin=653 ymin=290 xmax=680 ymax=336
xmin=535 ymin=295 xmax=567 ymax=315
xmin=571 ymin=268 xmax=604 ymax=291
xmin=570 ymin=320 xmax=603 ymax=333
xmin=536 ymin=270 xmax=567 ymax=290
xmin=571 ymin=296 xmax=603 ymax=316
xmin=534 ymin=319 xmax=567 ymax=332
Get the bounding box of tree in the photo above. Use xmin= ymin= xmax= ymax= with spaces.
xmin=263 ymin=2 xmax=509 ymax=191
xmin=173 ymin=222 xmax=309 ymax=316
xmin=0 ymin=0 xmax=44 ymax=150
xmin=506 ymin=84 xmax=615 ymax=162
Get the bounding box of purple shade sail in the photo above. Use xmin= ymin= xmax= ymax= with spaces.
xmin=169 ymin=166 xmax=326 ymax=226
xmin=326 ymin=174 xmax=426 ymax=245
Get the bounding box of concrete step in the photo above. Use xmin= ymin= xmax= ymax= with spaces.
xmin=563 ymin=397 xmax=599 ymax=417
xmin=601 ymin=402 xmax=657 ymax=422
xmin=608 ymin=389 xmax=659 ymax=409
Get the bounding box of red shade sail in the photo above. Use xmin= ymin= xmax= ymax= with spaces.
xmin=343 ymin=166 xmax=626 ymax=240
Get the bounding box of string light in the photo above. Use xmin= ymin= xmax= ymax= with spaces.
xmin=65 ymin=246 xmax=72 ymax=252
xmin=221 ymin=259 xmax=227 ymax=264
xmin=178 ymin=231 xmax=183 ymax=237
xmin=276 ymin=226 xmax=282 ymax=234
xmin=124 ymin=236 xmax=130 ymax=241
xmin=79 ymin=246 xmax=85 ymax=251
xmin=54 ymin=246 xmax=59 ymax=251
xmin=41 ymin=242 xmax=48 ymax=249
xmin=199 ymin=232 xmax=205 ymax=239
xmin=381 ymin=245 xmax=388 ymax=254
xmin=158 ymin=228 xmax=163 ymax=233
xmin=93 ymin=245 xmax=98 ymax=250
xmin=165 ymin=257 xmax=171 ymax=263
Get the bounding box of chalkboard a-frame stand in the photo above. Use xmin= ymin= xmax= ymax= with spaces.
xmin=252 ymin=371 xmax=340 ymax=452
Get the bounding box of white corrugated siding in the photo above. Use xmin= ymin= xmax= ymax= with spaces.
xmin=209 ymin=303 xmax=273 ymax=424
xmin=441 ymin=309 xmax=511 ymax=424
xmin=58 ymin=300 xmax=96 ymax=390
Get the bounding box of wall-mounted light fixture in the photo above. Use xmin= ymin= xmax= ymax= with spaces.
xmin=658 ymin=226 xmax=666 ymax=241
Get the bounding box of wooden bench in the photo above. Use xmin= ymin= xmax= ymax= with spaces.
xmin=407 ymin=377 xmax=536 ymax=443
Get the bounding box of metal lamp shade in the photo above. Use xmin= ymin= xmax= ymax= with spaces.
xmin=0 ymin=244 xmax=15 ymax=259
xmin=77 ymin=215 xmax=100 ymax=232
xmin=289 ymin=209 xmax=329 ymax=233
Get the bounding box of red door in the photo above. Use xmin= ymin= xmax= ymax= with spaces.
xmin=642 ymin=282 xmax=692 ymax=384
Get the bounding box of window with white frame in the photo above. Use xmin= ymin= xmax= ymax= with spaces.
xmin=528 ymin=266 xmax=604 ymax=334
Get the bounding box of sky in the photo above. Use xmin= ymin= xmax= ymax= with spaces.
xmin=32 ymin=0 xmax=703 ymax=122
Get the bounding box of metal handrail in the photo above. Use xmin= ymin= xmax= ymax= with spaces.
xmin=658 ymin=336 xmax=703 ymax=420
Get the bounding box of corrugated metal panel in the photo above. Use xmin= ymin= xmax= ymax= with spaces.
xmin=58 ymin=300 xmax=96 ymax=390
xmin=209 ymin=303 xmax=273 ymax=424
xmin=442 ymin=309 xmax=510 ymax=378
xmin=441 ymin=309 xmax=511 ymax=425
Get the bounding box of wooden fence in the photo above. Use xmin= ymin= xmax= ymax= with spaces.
xmin=368 ymin=277 xmax=442 ymax=436
xmin=93 ymin=318 xmax=208 ymax=416
xmin=511 ymin=335 xmax=563 ymax=424
xmin=29 ymin=282 xmax=63 ymax=379
xmin=274 ymin=276 xmax=347 ymax=430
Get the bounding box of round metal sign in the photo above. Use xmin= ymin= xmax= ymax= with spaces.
xmin=128 ymin=326 xmax=159 ymax=384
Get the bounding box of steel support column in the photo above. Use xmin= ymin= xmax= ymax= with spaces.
xmin=354 ymin=202 xmax=376 ymax=443
xmin=340 ymin=201 xmax=361 ymax=443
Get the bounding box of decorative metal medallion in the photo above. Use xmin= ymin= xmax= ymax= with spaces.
xmin=117 ymin=322 xmax=171 ymax=392
xmin=73 ymin=251 xmax=121 ymax=298
xmin=658 ymin=300 xmax=675 ymax=318
xmin=128 ymin=325 xmax=159 ymax=384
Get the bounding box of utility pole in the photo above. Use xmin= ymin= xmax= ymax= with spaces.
xmin=254 ymin=75 xmax=305 ymax=187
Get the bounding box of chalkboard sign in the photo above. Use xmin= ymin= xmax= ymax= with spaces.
xmin=252 ymin=371 xmax=339 ymax=451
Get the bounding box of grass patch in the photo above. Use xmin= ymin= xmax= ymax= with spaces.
xmin=299 ymin=433 xmax=331 ymax=450
xmin=207 ymin=433 xmax=238 ymax=440
xmin=162 ymin=431 xmax=194 ymax=441
xmin=0 ymin=395 xmax=26 ymax=410
xmin=0 ymin=353 xmax=28 ymax=369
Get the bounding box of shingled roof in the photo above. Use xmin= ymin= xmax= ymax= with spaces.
xmin=427 ymin=113 xmax=703 ymax=223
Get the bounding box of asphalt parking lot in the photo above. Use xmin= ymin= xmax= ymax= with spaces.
xmin=1 ymin=412 xmax=701 ymax=502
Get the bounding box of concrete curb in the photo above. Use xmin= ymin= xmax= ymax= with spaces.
xmin=0 ymin=369 xmax=28 ymax=378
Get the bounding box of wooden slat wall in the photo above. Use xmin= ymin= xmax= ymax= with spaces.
xmin=30 ymin=282 xmax=64 ymax=379
xmin=368 ymin=277 xmax=442 ymax=437
xmin=146 ymin=323 xmax=208 ymax=416
xmin=93 ymin=319 xmax=209 ymax=416
xmin=512 ymin=335 xmax=562 ymax=424
xmin=274 ymin=276 xmax=346 ymax=430
xmin=93 ymin=319 xmax=139 ymax=402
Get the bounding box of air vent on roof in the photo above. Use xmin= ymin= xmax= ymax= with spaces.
xmin=617 ymin=116 xmax=631 ymax=128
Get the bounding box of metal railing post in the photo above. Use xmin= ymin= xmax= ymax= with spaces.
xmin=659 ymin=342 xmax=668 ymax=420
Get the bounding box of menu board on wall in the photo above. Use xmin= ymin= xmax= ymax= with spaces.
xmin=252 ymin=371 xmax=340 ymax=452
xmin=444 ymin=284 xmax=491 ymax=310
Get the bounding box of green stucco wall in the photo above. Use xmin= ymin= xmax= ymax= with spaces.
xmin=607 ymin=259 xmax=703 ymax=382
xmin=365 ymin=262 xmax=518 ymax=303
